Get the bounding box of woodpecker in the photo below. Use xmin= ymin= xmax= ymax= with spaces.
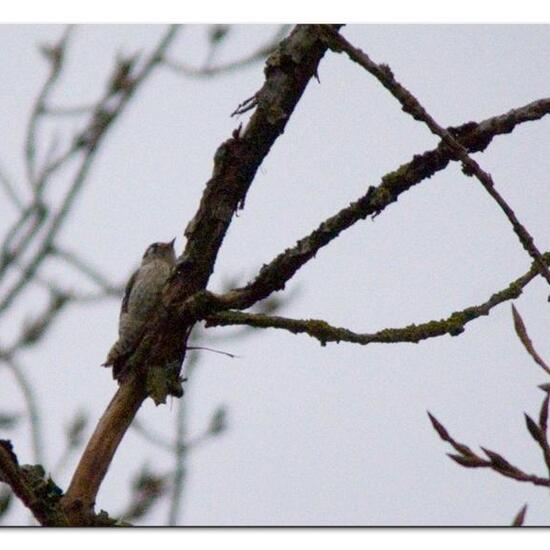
xmin=103 ymin=239 xmax=176 ymax=376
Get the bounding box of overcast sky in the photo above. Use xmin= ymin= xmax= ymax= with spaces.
xmin=1 ymin=24 xmax=550 ymax=526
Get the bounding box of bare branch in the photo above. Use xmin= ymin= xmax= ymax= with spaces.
xmin=131 ymin=419 xmax=181 ymax=453
xmin=178 ymin=25 xmax=341 ymax=293
xmin=0 ymin=202 xmax=47 ymax=284
xmin=205 ymin=253 xmax=547 ymax=345
xmin=4 ymin=291 xmax=70 ymax=356
xmin=119 ymin=466 xmax=167 ymax=523
xmin=167 ymin=396 xmax=188 ymax=526
xmin=191 ymin=98 xmax=550 ymax=314
xmin=0 ymin=162 xmax=25 ymax=211
xmin=0 ymin=25 xmax=181 ymax=317
xmin=51 ymin=411 xmax=88 ymax=478
xmin=0 ymin=152 xmax=97 ymax=316
xmin=25 ymin=26 xmax=73 ymax=187
xmin=167 ymin=349 xmax=195 ymax=526
xmin=321 ymin=26 xmax=550 ymax=287
xmin=42 ymin=104 xmax=95 ymax=117
xmin=61 ymin=374 xmax=148 ymax=519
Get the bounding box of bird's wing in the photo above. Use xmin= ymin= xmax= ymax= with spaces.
xmin=120 ymin=268 xmax=139 ymax=316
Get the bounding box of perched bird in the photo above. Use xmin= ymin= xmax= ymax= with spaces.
xmin=104 ymin=239 xmax=176 ymax=375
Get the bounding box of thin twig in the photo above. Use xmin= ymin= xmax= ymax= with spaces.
xmin=512 ymin=504 xmax=528 ymax=526
xmin=0 ymin=151 xmax=97 ymax=315
xmin=163 ymin=25 xmax=289 ymax=79
xmin=42 ymin=104 xmax=95 ymax=117
xmin=25 ymin=26 xmax=73 ymax=187
xmin=0 ymin=25 xmax=181 ymax=317
xmin=131 ymin=419 xmax=181 ymax=453
xmin=167 ymin=352 xmax=198 ymax=525
xmin=167 ymin=396 xmax=188 ymax=525
xmin=0 ymin=162 xmax=25 ymax=211
xmin=4 ymin=291 xmax=70 ymax=356
xmin=52 ymin=246 xmax=120 ymax=294
xmin=0 ymin=202 xmax=47 ymax=283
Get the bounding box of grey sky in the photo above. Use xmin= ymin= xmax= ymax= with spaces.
xmin=1 ymin=24 xmax=550 ymax=525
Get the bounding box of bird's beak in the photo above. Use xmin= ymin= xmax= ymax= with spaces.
xmin=169 ymin=237 xmax=176 ymax=248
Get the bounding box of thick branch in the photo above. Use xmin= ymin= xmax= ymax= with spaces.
xmin=178 ymin=25 xmax=341 ymax=293
xmin=60 ymin=374 xmax=147 ymax=521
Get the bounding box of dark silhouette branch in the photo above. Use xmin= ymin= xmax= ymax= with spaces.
xmin=205 ymin=252 xmax=549 ymax=345
xmin=321 ymin=26 xmax=550 ymax=287
xmin=187 ymin=98 xmax=550 ymax=315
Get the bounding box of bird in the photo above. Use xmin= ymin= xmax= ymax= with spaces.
xmin=103 ymin=239 xmax=176 ymax=377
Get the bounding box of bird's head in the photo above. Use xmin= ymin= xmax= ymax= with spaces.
xmin=142 ymin=238 xmax=176 ymax=265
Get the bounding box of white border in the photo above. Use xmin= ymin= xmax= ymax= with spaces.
xmin=1 ymin=1 xmax=550 ymax=23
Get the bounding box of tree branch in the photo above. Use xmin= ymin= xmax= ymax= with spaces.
xmin=321 ymin=26 xmax=550 ymax=287
xmin=183 ymin=97 xmax=550 ymax=315
xmin=205 ymin=252 xmax=549 ymax=345
xmin=52 ymin=245 xmax=120 ymax=294
xmin=61 ymin=374 xmax=147 ymax=521
xmin=25 ymin=25 xmax=73 ymax=187
xmin=0 ymin=440 xmax=67 ymax=526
